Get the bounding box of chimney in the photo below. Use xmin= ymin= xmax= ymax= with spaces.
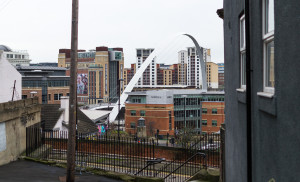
xmin=60 ymin=96 xmax=69 ymax=124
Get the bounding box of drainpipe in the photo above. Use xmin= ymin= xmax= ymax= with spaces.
xmin=245 ymin=0 xmax=252 ymax=181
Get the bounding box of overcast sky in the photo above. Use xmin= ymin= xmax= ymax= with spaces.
xmin=0 ymin=0 xmax=224 ymax=67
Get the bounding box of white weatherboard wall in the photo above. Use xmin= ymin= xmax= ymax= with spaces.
xmin=0 ymin=51 xmax=22 ymax=103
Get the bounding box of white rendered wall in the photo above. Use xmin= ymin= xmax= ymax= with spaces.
xmin=0 ymin=51 xmax=22 ymax=103
xmin=60 ymin=96 xmax=69 ymax=124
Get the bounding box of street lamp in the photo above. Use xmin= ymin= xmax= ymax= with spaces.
xmin=182 ymin=95 xmax=187 ymax=128
xmin=118 ymin=78 xmax=124 ymax=140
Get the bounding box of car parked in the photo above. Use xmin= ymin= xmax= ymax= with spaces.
xmin=201 ymin=143 xmax=220 ymax=150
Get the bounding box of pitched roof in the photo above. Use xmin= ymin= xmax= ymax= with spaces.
xmin=77 ymin=109 xmax=98 ymax=134
xmin=80 ymin=109 xmax=110 ymax=122
xmin=41 ymin=104 xmax=98 ymax=134
xmin=41 ymin=104 xmax=62 ymax=131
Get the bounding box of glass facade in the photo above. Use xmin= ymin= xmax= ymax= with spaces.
xmin=109 ymin=61 xmax=119 ymax=103
xmin=174 ymin=94 xmax=224 ymax=131
xmin=23 ymin=80 xmax=69 ymax=88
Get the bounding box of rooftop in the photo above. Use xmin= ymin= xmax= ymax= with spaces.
xmin=41 ymin=104 xmax=98 ymax=134
xmin=127 ymin=89 xmax=224 ymax=96
xmin=80 ymin=109 xmax=111 ymax=123
xmin=0 ymin=45 xmax=12 ymax=52
xmin=16 ymin=66 xmax=67 ymax=71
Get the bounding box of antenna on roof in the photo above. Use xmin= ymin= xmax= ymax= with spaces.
xmin=11 ymin=80 xmax=16 ymax=101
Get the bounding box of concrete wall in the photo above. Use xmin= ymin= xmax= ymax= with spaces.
xmin=0 ymin=51 xmax=22 ymax=103
xmin=0 ymin=97 xmax=40 ymax=166
xmin=224 ymin=0 xmax=300 ymax=181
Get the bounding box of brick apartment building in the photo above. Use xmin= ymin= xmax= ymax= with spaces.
xmin=125 ymin=90 xmax=174 ymax=136
xmin=124 ymin=63 xmax=136 ymax=86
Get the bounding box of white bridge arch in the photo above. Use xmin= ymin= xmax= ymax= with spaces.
xmin=109 ymin=33 xmax=207 ymax=122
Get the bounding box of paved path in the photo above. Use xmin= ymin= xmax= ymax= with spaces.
xmin=0 ymin=160 xmax=123 ymax=182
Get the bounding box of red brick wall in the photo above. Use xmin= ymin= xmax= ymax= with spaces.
xmin=125 ymin=103 xmax=175 ymax=136
xmin=46 ymin=139 xmax=218 ymax=165
xmin=202 ymin=102 xmax=225 ymax=133
xmin=22 ymin=87 xmax=69 ymax=104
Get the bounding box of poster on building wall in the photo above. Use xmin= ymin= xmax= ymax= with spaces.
xmin=77 ymin=74 xmax=88 ymax=94
xmin=0 ymin=123 xmax=6 ymax=152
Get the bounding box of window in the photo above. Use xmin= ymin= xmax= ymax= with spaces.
xmin=212 ymin=120 xmax=218 ymax=127
xmin=48 ymin=94 xmax=51 ymax=101
xmin=212 ymin=108 xmax=218 ymax=114
xmin=202 ymin=120 xmax=207 ymax=126
xmin=54 ymin=93 xmax=63 ymax=100
xmin=131 ymin=110 xmax=136 ymax=116
xmin=240 ymin=15 xmax=246 ymax=89
xmin=22 ymin=95 xmax=27 ymax=99
xmin=138 ymin=119 xmax=145 ymax=127
xmin=130 ymin=122 xmax=136 ymax=129
xmin=202 ymin=108 xmax=207 ymax=114
xmin=263 ymin=0 xmax=275 ymax=93
xmin=140 ymin=110 xmax=145 ymax=116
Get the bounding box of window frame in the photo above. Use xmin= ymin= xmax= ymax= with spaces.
xmin=130 ymin=110 xmax=136 ymax=116
xmin=54 ymin=94 xmax=59 ymax=100
xmin=130 ymin=122 xmax=136 ymax=129
xmin=212 ymin=108 xmax=218 ymax=114
xmin=140 ymin=110 xmax=145 ymax=116
xmin=262 ymin=0 xmax=275 ymax=94
xmin=212 ymin=120 xmax=218 ymax=127
xmin=240 ymin=15 xmax=246 ymax=89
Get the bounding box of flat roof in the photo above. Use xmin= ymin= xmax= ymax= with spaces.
xmin=127 ymin=89 xmax=224 ymax=96
xmin=16 ymin=66 xmax=67 ymax=71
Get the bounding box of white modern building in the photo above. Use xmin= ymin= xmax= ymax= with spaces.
xmin=0 ymin=45 xmax=31 ymax=66
xmin=0 ymin=49 xmax=22 ymax=103
xmin=136 ymin=48 xmax=157 ymax=86
xmin=186 ymin=47 xmax=211 ymax=88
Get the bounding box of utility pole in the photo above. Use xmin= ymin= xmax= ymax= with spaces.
xmin=66 ymin=0 xmax=78 ymax=181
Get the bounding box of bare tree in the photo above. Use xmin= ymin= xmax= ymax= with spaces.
xmin=175 ymin=127 xmax=197 ymax=148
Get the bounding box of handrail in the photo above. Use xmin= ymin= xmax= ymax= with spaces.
xmin=155 ymin=139 xmax=202 ymax=177
xmin=163 ymin=152 xmax=206 ymax=180
xmin=134 ymin=158 xmax=165 ymax=175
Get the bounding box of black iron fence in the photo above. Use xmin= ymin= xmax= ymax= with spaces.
xmin=26 ymin=125 xmax=220 ymax=181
